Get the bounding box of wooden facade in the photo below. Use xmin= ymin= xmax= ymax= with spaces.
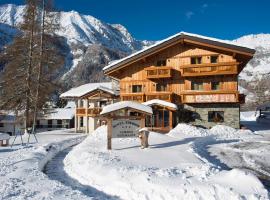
xmin=104 ymin=33 xmax=255 ymax=131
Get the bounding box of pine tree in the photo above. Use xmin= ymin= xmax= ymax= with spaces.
xmin=0 ymin=0 xmax=64 ymax=133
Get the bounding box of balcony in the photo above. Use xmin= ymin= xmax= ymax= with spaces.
xmin=146 ymin=92 xmax=173 ymax=102
xmin=121 ymin=92 xmax=173 ymax=103
xmin=121 ymin=93 xmax=145 ymax=102
xmin=181 ymin=90 xmax=243 ymax=103
xmin=76 ymin=107 xmax=102 ymax=116
xmin=145 ymin=66 xmax=173 ymax=79
xmin=181 ymin=62 xmax=239 ymax=77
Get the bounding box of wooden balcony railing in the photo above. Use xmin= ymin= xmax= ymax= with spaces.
xmin=145 ymin=66 xmax=173 ymax=79
xmin=76 ymin=107 xmax=102 ymax=116
xmin=181 ymin=90 xmax=243 ymax=103
xmin=121 ymin=92 xmax=174 ymax=102
xmin=146 ymin=92 xmax=173 ymax=102
xmin=181 ymin=62 xmax=239 ymax=77
xmin=121 ymin=93 xmax=145 ymax=102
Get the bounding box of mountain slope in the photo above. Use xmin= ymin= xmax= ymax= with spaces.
xmin=233 ymin=34 xmax=270 ymax=108
xmin=0 ymin=4 xmax=153 ymax=85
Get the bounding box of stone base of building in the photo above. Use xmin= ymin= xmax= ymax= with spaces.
xmin=178 ymin=103 xmax=240 ymax=129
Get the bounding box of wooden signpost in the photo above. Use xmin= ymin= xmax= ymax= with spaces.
xmin=100 ymin=101 xmax=152 ymax=150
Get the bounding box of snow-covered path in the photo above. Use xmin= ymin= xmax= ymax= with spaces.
xmin=44 ymin=147 xmax=119 ymax=200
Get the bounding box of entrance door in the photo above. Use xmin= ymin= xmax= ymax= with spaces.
xmin=152 ymin=109 xmax=170 ymax=128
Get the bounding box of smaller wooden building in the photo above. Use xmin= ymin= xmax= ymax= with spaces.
xmin=60 ymin=82 xmax=119 ymax=133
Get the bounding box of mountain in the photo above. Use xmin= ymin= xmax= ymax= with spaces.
xmin=0 ymin=4 xmax=153 ymax=87
xmin=233 ymin=34 xmax=270 ymax=109
xmin=0 ymin=4 xmax=269 ymax=109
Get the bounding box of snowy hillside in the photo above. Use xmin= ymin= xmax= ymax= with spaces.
xmin=233 ymin=34 xmax=270 ymax=108
xmin=0 ymin=4 xmax=153 ymax=87
xmin=0 ymin=4 xmax=150 ymax=53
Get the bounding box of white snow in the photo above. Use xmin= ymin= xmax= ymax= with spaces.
xmin=142 ymin=99 xmax=178 ymax=110
xmin=0 ymin=132 xmax=10 ymax=140
xmin=60 ymin=82 xmax=117 ymax=98
xmin=63 ymin=125 xmax=269 ymax=200
xmin=0 ymin=130 xmax=88 ymax=199
xmin=100 ymin=101 xmax=153 ymax=115
xmin=40 ymin=108 xmax=75 ymax=120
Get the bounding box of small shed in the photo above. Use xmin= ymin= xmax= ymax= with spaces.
xmin=100 ymin=101 xmax=152 ymax=149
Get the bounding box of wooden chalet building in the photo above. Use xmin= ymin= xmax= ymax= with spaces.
xmin=60 ymin=82 xmax=119 ymax=133
xmin=103 ymin=32 xmax=255 ymax=131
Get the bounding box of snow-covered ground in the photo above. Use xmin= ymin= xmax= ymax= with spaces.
xmin=0 ymin=112 xmax=270 ymax=199
xmin=0 ymin=130 xmax=90 ymax=200
xmin=64 ymin=123 xmax=269 ymax=200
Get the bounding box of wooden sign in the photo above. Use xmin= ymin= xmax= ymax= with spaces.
xmin=112 ymin=119 xmax=140 ymax=138
xmin=186 ymin=94 xmax=236 ymax=103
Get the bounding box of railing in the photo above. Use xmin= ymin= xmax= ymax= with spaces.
xmin=146 ymin=92 xmax=173 ymax=102
xmin=145 ymin=66 xmax=173 ymax=79
xmin=121 ymin=93 xmax=145 ymax=102
xmin=181 ymin=62 xmax=239 ymax=77
xmin=121 ymin=92 xmax=173 ymax=102
xmin=181 ymin=90 xmax=242 ymax=103
xmin=76 ymin=107 xmax=102 ymax=116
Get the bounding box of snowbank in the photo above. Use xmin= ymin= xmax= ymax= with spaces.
xmin=168 ymin=123 xmax=254 ymax=140
xmin=211 ymin=169 xmax=267 ymax=196
xmin=168 ymin=123 xmax=209 ymax=137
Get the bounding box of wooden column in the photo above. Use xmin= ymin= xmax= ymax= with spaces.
xmin=85 ymin=99 xmax=89 ymax=134
xmin=140 ymin=115 xmax=145 ymax=128
xmin=107 ymin=118 xmax=112 ymax=150
xmin=75 ymin=100 xmax=78 ymax=133
xmin=169 ymin=111 xmax=173 ymax=129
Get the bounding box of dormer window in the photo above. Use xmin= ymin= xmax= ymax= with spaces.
xmin=211 ymin=56 xmax=218 ymax=63
xmin=157 ymin=60 xmax=166 ymax=66
xmin=191 ymin=56 xmax=202 ymax=64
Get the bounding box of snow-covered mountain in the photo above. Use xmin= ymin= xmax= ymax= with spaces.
xmin=233 ymin=34 xmax=270 ymax=108
xmin=0 ymin=4 xmax=153 ymax=86
xmin=0 ymin=4 xmax=269 ymax=109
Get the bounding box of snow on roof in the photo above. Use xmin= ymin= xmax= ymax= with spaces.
xmin=60 ymin=82 xmax=118 ymax=99
xmin=39 ymin=108 xmax=75 ymax=120
xmin=142 ymin=99 xmax=178 ymax=110
xmin=103 ymin=31 xmax=255 ymax=72
xmin=100 ymin=101 xmax=153 ymax=115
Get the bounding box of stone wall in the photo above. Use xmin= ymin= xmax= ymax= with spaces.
xmin=179 ymin=103 xmax=240 ymax=129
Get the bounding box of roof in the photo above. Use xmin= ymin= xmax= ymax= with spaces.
xmin=103 ymin=31 xmax=256 ymax=74
xmin=60 ymin=82 xmax=118 ymax=99
xmin=142 ymin=99 xmax=178 ymax=110
xmin=100 ymin=101 xmax=153 ymax=115
xmin=39 ymin=108 xmax=75 ymax=120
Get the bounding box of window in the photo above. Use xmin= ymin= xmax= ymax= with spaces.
xmin=191 ymin=81 xmax=203 ymax=90
xmin=156 ymin=83 xmax=167 ymax=92
xmin=0 ymin=123 xmax=4 ymax=127
xmin=208 ymin=111 xmax=224 ymax=122
xmin=211 ymin=81 xmax=221 ymax=90
xmin=57 ymin=120 xmax=62 ymax=128
xmin=48 ymin=120 xmax=52 ymax=128
xmin=80 ymin=117 xmax=83 ymax=127
xmin=211 ymin=56 xmax=218 ymax=63
xmin=132 ymin=85 xmax=142 ymax=93
xmin=191 ymin=57 xmax=202 ymax=64
xmin=157 ymin=60 xmax=166 ymax=66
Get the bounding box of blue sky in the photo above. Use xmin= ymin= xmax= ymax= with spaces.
xmin=1 ymin=0 xmax=270 ymax=41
